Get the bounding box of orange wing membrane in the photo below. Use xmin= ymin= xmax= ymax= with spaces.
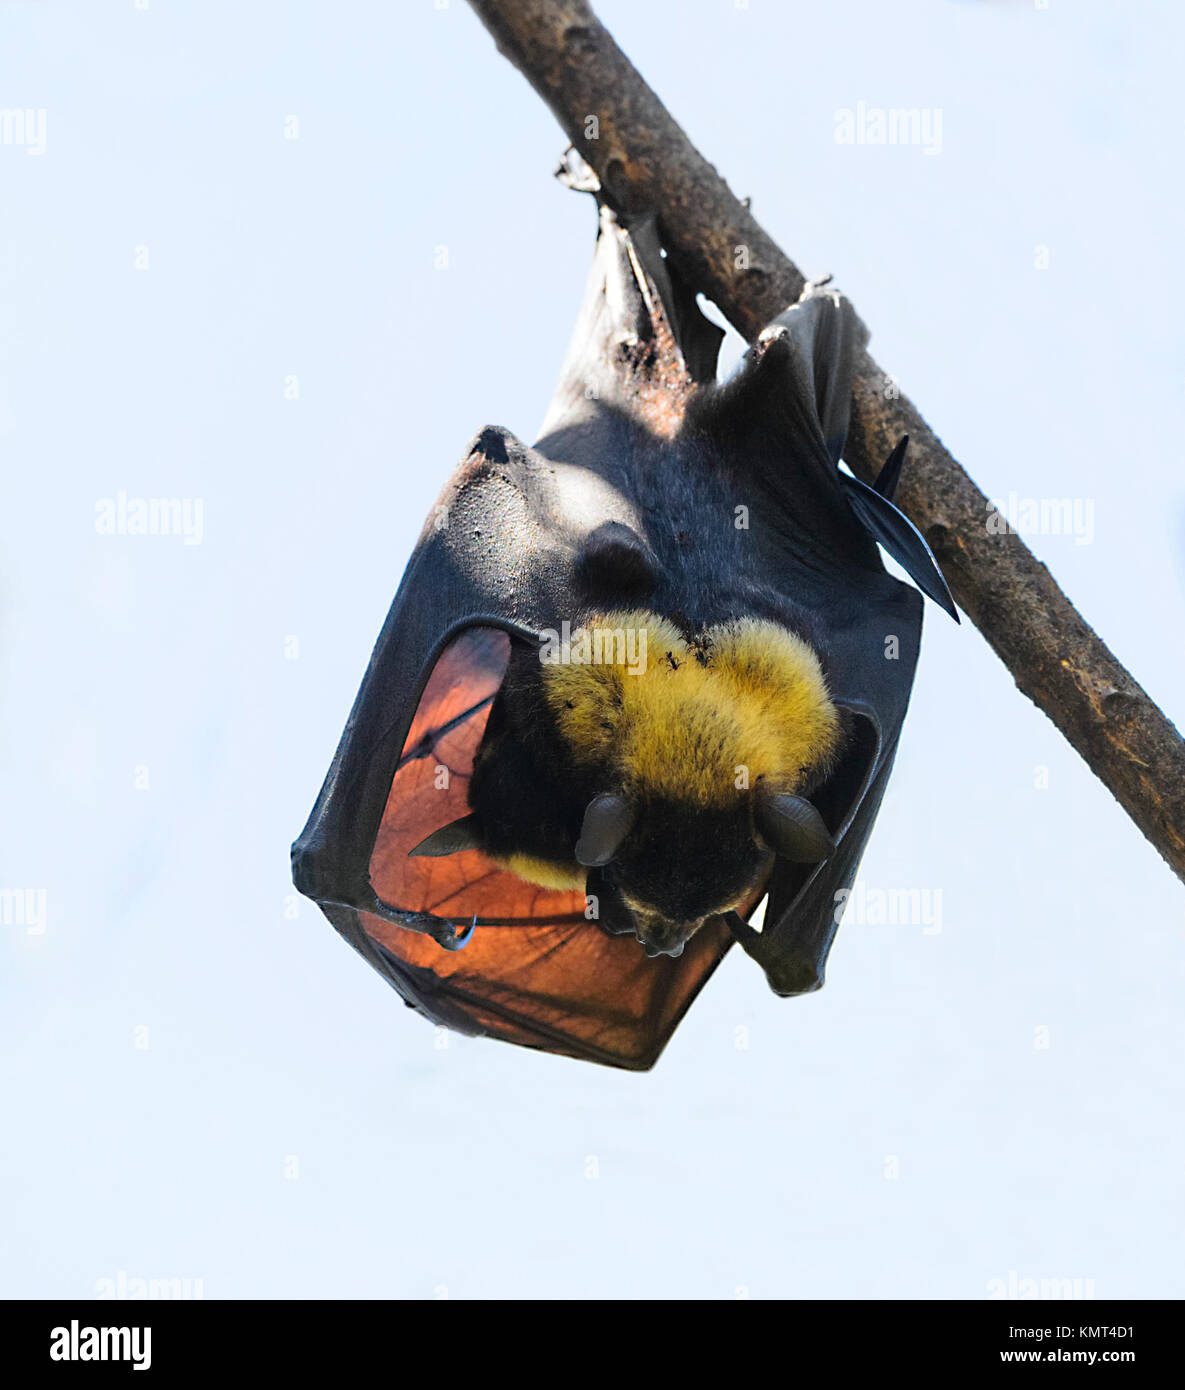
xmin=361 ymin=627 xmax=735 ymax=1070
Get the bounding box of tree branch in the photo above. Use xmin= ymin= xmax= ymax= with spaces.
xmin=467 ymin=0 xmax=1185 ymax=883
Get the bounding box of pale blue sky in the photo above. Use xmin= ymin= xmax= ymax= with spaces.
xmin=2 ymin=0 xmax=1183 ymax=1299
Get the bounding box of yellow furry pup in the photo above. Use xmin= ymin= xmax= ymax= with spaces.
xmin=543 ymin=609 xmax=840 ymax=813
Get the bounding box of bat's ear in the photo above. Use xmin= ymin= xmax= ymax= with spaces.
xmin=408 ymin=813 xmax=485 ymax=859
xmin=574 ymin=522 xmax=659 ymax=602
xmin=575 ymin=793 xmax=638 ymax=867
xmin=840 ymin=436 xmax=960 ymax=622
xmin=753 ymin=791 xmax=834 ymax=864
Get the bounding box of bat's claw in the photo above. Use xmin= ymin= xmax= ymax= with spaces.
xmin=453 ymin=914 xmax=478 ymax=950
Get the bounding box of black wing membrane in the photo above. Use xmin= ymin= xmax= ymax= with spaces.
xmin=842 ymin=465 xmax=960 ymax=621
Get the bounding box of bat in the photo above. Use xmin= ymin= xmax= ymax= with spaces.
xmin=291 ymin=192 xmax=957 ymax=1070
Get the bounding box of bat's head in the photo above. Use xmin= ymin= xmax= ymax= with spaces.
xmin=578 ymin=785 xmax=834 ymax=957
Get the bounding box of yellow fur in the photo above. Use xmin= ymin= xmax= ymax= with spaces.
xmin=495 ymin=852 xmax=587 ymax=892
xmin=542 ymin=609 xmax=840 ymax=806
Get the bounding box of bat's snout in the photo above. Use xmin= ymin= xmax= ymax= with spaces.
xmin=641 ymin=937 xmax=685 ymax=959
xmin=633 ymin=913 xmax=703 ymax=959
